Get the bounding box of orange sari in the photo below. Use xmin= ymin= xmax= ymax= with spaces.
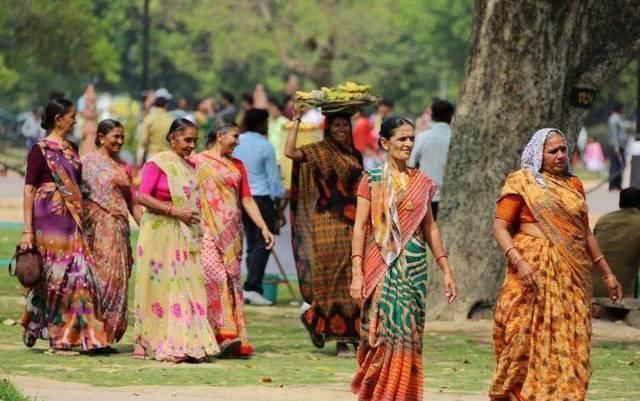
xmin=490 ymin=169 xmax=592 ymax=401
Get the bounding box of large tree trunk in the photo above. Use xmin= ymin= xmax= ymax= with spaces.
xmin=427 ymin=0 xmax=640 ymax=320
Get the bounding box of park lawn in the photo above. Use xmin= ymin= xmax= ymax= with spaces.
xmin=0 ymin=227 xmax=638 ymax=400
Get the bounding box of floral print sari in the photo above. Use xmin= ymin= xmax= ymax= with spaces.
xmin=133 ymin=151 xmax=219 ymax=362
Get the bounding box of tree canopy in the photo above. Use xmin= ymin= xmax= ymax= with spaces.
xmin=0 ymin=0 xmax=472 ymax=113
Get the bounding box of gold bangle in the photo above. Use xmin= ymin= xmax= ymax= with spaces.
xmin=351 ymin=255 xmax=363 ymax=260
xmin=435 ymin=255 xmax=448 ymax=263
xmin=592 ymin=255 xmax=605 ymax=264
xmin=504 ymin=246 xmax=517 ymax=257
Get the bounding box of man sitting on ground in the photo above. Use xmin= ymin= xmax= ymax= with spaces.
xmin=593 ymin=187 xmax=640 ymax=299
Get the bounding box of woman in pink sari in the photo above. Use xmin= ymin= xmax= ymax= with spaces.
xmin=193 ymin=120 xmax=276 ymax=358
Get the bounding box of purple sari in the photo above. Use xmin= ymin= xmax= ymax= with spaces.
xmin=21 ymin=140 xmax=107 ymax=350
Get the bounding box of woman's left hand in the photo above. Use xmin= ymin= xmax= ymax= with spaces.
xmin=261 ymin=227 xmax=275 ymax=250
xmin=605 ymin=275 xmax=623 ymax=305
xmin=444 ymin=272 xmax=458 ymax=304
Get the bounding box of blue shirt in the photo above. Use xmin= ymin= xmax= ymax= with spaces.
xmin=233 ymin=131 xmax=285 ymax=199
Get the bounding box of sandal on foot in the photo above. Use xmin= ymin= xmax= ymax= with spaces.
xmin=336 ymin=342 xmax=355 ymax=358
xmin=23 ymin=332 xmax=37 ymax=348
xmin=217 ymin=338 xmax=242 ymax=359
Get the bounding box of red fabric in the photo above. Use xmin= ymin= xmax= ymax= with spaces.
xmin=361 ymin=170 xmax=436 ymax=299
xmin=231 ymin=158 xmax=252 ymax=199
xmin=495 ymin=177 xmax=585 ymax=225
xmin=352 ymin=117 xmax=376 ymax=153
xmin=139 ymin=162 xmax=171 ymax=201
xmin=356 ymin=173 xmax=371 ymax=200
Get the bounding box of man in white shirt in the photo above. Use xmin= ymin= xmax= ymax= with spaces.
xmin=21 ymin=106 xmax=45 ymax=150
xmin=408 ymin=99 xmax=455 ymax=220
xmin=608 ymin=103 xmax=632 ymax=191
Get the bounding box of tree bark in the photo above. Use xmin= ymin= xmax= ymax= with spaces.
xmin=427 ymin=0 xmax=640 ymax=320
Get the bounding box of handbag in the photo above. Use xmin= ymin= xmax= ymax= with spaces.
xmin=8 ymin=245 xmax=43 ymax=287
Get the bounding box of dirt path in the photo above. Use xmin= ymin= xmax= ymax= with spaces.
xmin=9 ymin=375 xmax=486 ymax=401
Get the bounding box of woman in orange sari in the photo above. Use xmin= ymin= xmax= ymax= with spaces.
xmin=192 ymin=120 xmax=275 ymax=358
xmin=350 ymin=117 xmax=457 ymax=401
xmin=490 ymin=128 xmax=623 ymax=401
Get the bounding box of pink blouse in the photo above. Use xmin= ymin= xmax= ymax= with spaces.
xmin=139 ymin=162 xmax=172 ymax=201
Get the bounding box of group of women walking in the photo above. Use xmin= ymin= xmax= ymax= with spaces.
xmin=19 ymin=97 xmax=625 ymax=401
xmin=20 ymin=98 xmax=270 ymax=360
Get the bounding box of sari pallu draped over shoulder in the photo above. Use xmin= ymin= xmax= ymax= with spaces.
xmin=22 ymin=140 xmax=107 ymax=350
xmin=194 ymin=153 xmax=254 ymax=357
xmin=352 ymin=163 xmax=436 ymax=401
xmin=133 ymin=151 xmax=219 ymax=362
xmin=490 ymin=169 xmax=592 ymax=401
xmin=291 ymin=137 xmax=363 ymax=343
xmin=82 ymin=151 xmax=134 ymax=344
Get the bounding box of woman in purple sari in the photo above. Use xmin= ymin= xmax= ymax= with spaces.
xmin=20 ymin=98 xmax=107 ymax=353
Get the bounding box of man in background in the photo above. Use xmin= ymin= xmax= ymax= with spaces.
xmin=21 ymin=106 xmax=45 ymax=150
xmin=138 ymin=88 xmax=174 ymax=163
xmin=217 ymin=91 xmax=237 ymax=124
xmin=408 ymin=99 xmax=455 ymax=220
xmin=607 ymin=103 xmax=631 ymax=191
xmin=234 ymin=109 xmax=284 ymax=306
xmin=593 ymin=187 xmax=640 ymax=298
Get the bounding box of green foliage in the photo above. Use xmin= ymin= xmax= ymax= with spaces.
xmin=0 ymin=0 xmax=122 ymax=111
xmin=0 ymin=378 xmax=30 ymax=401
xmin=0 ymin=0 xmax=473 ymax=115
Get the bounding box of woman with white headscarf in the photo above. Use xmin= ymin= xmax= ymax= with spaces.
xmin=489 ymin=128 xmax=622 ymax=401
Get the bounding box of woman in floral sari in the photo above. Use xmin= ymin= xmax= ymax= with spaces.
xmin=133 ymin=118 xmax=219 ymax=362
xmin=350 ymin=117 xmax=457 ymax=401
xmin=82 ymin=119 xmax=142 ymax=345
xmin=193 ymin=120 xmax=276 ymax=358
xmin=20 ymin=98 xmax=107 ymax=353
xmin=285 ymin=111 xmax=364 ymax=357
xmin=490 ymin=128 xmax=623 ymax=401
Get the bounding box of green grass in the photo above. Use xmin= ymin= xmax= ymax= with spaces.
xmin=0 ymin=378 xmax=30 ymax=401
xmin=0 ymin=227 xmax=639 ymax=400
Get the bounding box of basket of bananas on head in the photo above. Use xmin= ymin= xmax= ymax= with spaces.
xmin=294 ymin=82 xmax=379 ymax=114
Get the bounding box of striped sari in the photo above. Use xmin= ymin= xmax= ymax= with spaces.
xmin=490 ymin=169 xmax=592 ymax=401
xmin=352 ymin=163 xmax=436 ymax=401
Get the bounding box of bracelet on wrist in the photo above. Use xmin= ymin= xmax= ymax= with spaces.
xmin=435 ymin=255 xmax=448 ymax=263
xmin=504 ymin=246 xmax=517 ymax=258
xmin=601 ymin=273 xmax=615 ymax=281
xmin=592 ymin=254 xmax=605 ymax=264
xmin=22 ymin=231 xmax=34 ymax=234
xmin=351 ymin=254 xmax=363 ymax=260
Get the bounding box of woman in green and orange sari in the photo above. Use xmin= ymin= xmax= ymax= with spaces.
xmin=490 ymin=128 xmax=623 ymax=401
xmin=350 ymin=117 xmax=458 ymax=401
xmin=193 ymin=120 xmax=275 ymax=358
